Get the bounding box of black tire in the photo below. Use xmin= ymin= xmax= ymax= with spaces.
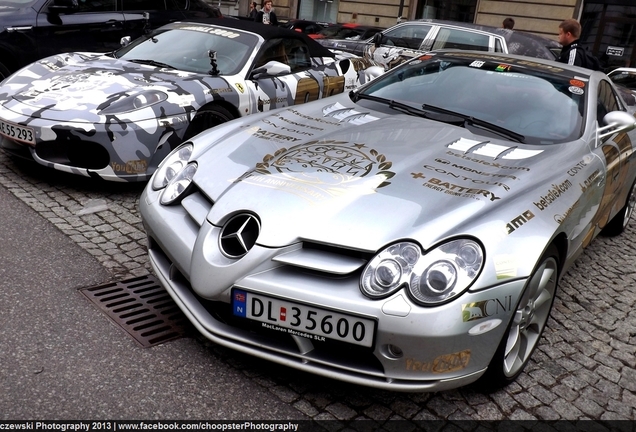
xmin=0 ymin=61 xmax=11 ymax=81
xmin=601 ymin=180 xmax=636 ymax=236
xmin=183 ymin=105 xmax=234 ymax=141
xmin=476 ymin=244 xmax=559 ymax=391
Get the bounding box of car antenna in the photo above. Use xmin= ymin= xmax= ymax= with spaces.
xmin=208 ymin=50 xmax=219 ymax=75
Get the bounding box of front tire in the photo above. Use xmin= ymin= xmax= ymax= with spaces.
xmin=477 ymin=244 xmax=559 ymax=391
xmin=601 ymin=180 xmax=636 ymax=236
xmin=183 ymin=105 xmax=234 ymax=141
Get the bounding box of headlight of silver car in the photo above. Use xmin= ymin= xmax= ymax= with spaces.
xmin=99 ymin=90 xmax=168 ymax=114
xmin=360 ymin=239 xmax=483 ymax=305
xmin=151 ymin=143 xmax=193 ymax=191
xmin=160 ymin=162 xmax=198 ymax=205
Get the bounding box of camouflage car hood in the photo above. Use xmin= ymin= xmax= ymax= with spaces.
xmin=193 ymin=95 xmax=565 ymax=251
xmin=3 ymin=53 xmax=223 ymax=123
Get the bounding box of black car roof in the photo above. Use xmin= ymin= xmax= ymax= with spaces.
xmin=171 ymin=18 xmax=336 ymax=58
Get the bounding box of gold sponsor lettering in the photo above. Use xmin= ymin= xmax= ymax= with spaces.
xmin=110 ymin=160 xmax=147 ymax=174
xmin=462 ymin=296 xmax=513 ymax=322
xmin=506 ymin=210 xmax=535 ymax=234
xmin=405 ymin=350 xmax=471 ymax=374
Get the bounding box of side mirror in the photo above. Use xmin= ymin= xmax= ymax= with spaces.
xmin=48 ymin=0 xmax=79 ymax=13
xmin=120 ymin=36 xmax=132 ymax=47
xmin=598 ymin=111 xmax=636 ymax=140
xmin=251 ymin=61 xmax=291 ymax=79
xmin=372 ymin=32 xmax=383 ymax=47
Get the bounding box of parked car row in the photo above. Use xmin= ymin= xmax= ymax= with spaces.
xmin=316 ymin=19 xmax=561 ymax=71
xmin=0 ymin=0 xmax=222 ymax=80
xmin=2 ymin=11 xmax=636 ymax=394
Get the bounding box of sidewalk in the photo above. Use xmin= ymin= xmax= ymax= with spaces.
xmin=0 ymin=181 xmax=306 ymax=420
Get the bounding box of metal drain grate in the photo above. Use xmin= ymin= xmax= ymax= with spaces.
xmin=79 ymin=275 xmax=192 ymax=347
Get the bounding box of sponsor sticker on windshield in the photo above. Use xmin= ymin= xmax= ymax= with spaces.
xmin=495 ymin=64 xmax=512 ymax=72
xmin=569 ymin=86 xmax=584 ymax=95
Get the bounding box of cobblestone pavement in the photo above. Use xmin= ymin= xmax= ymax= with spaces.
xmin=2 ymin=149 xmax=636 ymax=424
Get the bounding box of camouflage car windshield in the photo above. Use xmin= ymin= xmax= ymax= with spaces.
xmin=115 ymin=25 xmax=258 ymax=75
xmin=359 ymin=54 xmax=586 ymax=145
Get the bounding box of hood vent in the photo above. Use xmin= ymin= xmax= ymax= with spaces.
xmin=322 ymin=102 xmax=379 ymax=125
xmin=447 ymin=137 xmax=543 ymax=160
xmin=272 ymin=242 xmax=372 ymax=275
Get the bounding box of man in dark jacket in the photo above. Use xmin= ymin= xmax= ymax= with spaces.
xmin=255 ymin=0 xmax=278 ymax=26
xmin=248 ymin=2 xmax=258 ymax=19
xmin=557 ymin=19 xmax=587 ymax=67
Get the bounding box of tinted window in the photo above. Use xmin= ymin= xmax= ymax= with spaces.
xmin=122 ymin=0 xmax=164 ymax=10
xmin=597 ymin=80 xmax=622 ymax=124
xmin=495 ymin=38 xmax=503 ymax=52
xmin=431 ymin=28 xmax=490 ymax=51
xmin=286 ymin=39 xmax=312 ymax=72
xmin=77 ymin=0 xmax=116 ymax=12
xmin=609 ymin=71 xmax=636 ymax=90
xmin=383 ymin=24 xmax=432 ymax=49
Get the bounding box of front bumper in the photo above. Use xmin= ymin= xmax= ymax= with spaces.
xmin=140 ymin=184 xmax=529 ymax=392
xmin=0 ymin=104 xmax=187 ymax=181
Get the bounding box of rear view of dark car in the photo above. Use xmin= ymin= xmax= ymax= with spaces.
xmin=0 ymin=0 xmax=222 ymax=80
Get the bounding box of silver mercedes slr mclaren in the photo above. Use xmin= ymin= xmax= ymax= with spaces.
xmin=139 ymin=51 xmax=636 ymax=391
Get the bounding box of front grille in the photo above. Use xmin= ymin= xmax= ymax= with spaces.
xmin=36 ymin=139 xmax=110 ymax=169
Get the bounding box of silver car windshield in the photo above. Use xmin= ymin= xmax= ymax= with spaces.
xmin=116 ymin=27 xmax=258 ymax=75
xmin=360 ymin=56 xmax=585 ymax=145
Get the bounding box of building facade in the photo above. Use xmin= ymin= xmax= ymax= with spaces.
xmin=221 ymin=0 xmax=635 ymax=68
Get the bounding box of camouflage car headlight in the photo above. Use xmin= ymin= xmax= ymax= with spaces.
xmin=99 ymin=90 xmax=167 ymax=114
xmin=361 ymin=239 xmax=483 ymax=305
xmin=160 ymin=162 xmax=198 ymax=205
xmin=152 ymin=143 xmax=193 ymax=191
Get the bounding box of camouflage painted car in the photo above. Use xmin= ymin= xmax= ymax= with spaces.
xmin=0 ymin=19 xmax=380 ymax=181
xmin=139 ymin=51 xmax=636 ymax=391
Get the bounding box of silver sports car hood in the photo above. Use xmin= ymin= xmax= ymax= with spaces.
xmin=195 ymin=95 xmax=560 ymax=251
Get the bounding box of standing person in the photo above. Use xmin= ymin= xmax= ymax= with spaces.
xmin=255 ymin=0 xmax=278 ymax=26
xmin=502 ymin=18 xmax=514 ymax=30
xmin=556 ymin=19 xmax=587 ymax=66
xmin=248 ymin=2 xmax=258 ymax=19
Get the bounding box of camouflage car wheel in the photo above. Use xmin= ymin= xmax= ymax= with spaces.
xmin=478 ymin=244 xmax=559 ymax=391
xmin=184 ymin=106 xmax=235 ymax=141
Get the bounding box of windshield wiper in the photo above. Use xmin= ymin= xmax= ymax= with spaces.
xmin=351 ymin=93 xmax=526 ymax=143
xmin=422 ymin=104 xmax=525 ymax=143
xmin=129 ymin=59 xmax=175 ymax=69
xmin=351 ymin=92 xmax=433 ymax=118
